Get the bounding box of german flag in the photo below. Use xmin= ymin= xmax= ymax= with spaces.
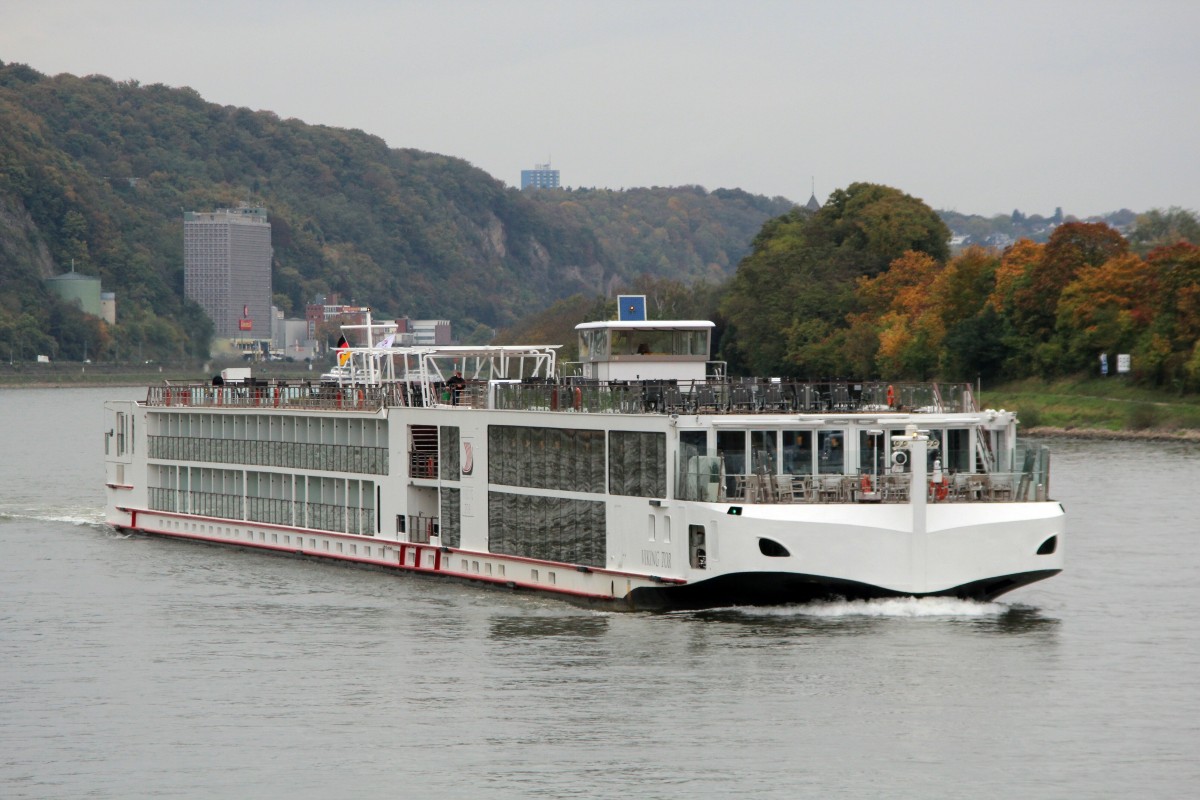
xmin=336 ymin=334 xmax=350 ymax=366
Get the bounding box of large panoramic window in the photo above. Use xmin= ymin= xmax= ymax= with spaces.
xmin=488 ymin=492 xmax=606 ymax=567
xmin=609 ymin=430 xmax=666 ymax=498
xmin=488 ymin=425 xmax=605 ymax=493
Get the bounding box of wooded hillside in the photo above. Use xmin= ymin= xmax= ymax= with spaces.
xmin=0 ymin=62 xmax=790 ymax=361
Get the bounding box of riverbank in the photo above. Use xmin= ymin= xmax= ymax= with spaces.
xmin=980 ymin=376 xmax=1200 ymax=439
xmin=1024 ymin=426 xmax=1200 ymax=442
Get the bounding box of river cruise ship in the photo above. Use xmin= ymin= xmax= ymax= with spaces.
xmin=103 ymin=307 xmax=1063 ymax=610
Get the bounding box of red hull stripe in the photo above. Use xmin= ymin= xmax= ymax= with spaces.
xmin=122 ymin=511 xmax=684 ymax=601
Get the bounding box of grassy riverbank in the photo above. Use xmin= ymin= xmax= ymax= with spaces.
xmin=980 ymin=377 xmax=1200 ymax=437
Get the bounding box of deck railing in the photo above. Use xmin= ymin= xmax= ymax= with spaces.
xmin=675 ymin=469 xmax=1048 ymax=504
xmin=493 ymin=379 xmax=976 ymax=415
xmin=146 ymin=382 xmax=389 ymax=412
xmin=143 ymin=378 xmax=976 ymax=417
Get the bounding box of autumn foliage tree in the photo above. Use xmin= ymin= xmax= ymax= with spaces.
xmin=721 ymin=200 xmax=1200 ymax=392
xmin=1055 ymin=252 xmax=1157 ymax=370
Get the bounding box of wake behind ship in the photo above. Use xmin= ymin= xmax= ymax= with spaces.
xmin=103 ymin=304 xmax=1063 ymax=610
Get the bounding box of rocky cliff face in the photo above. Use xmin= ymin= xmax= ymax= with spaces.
xmin=0 ymin=194 xmax=55 ymax=280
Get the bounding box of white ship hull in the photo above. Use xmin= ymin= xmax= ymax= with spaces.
xmin=104 ymin=383 xmax=1063 ymax=611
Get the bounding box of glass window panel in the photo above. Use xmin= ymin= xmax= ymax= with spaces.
xmin=782 ymin=430 xmax=812 ymax=475
xmin=817 ymin=429 xmax=846 ymax=475
xmin=750 ymin=430 xmax=777 ymax=474
xmin=859 ymin=430 xmax=887 ymax=475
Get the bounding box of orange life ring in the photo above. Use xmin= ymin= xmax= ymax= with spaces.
xmin=930 ymin=480 xmax=948 ymax=501
xmin=886 ymin=384 xmax=895 ymax=407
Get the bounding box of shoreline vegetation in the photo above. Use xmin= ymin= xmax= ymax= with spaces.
xmin=980 ymin=376 xmax=1200 ymax=441
xmin=5 ymin=365 xmax=1198 ymax=441
xmin=1024 ymin=426 xmax=1200 ymax=442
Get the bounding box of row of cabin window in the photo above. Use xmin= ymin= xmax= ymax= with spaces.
xmin=148 ymin=435 xmax=387 ymax=474
xmin=146 ymin=486 xmax=374 ymax=536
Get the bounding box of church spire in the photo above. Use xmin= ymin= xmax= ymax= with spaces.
xmin=805 ymin=176 xmax=821 ymax=211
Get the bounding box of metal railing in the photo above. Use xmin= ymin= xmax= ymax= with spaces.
xmin=146 ymin=382 xmax=388 ymax=411
xmin=493 ymin=379 xmax=976 ymax=415
xmin=143 ymin=378 xmax=976 ymax=417
xmin=406 ymin=514 xmax=438 ymax=543
xmin=674 ymin=468 xmax=1047 ymax=504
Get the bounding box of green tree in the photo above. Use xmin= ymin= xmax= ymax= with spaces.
xmin=1056 ymin=253 xmax=1156 ymax=372
xmin=1139 ymin=242 xmax=1200 ymax=389
xmin=721 ymin=183 xmax=950 ymax=377
xmin=1129 ymin=207 xmax=1200 ymax=256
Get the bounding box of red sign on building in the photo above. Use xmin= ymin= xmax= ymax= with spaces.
xmin=238 ymin=319 xmax=253 ymax=331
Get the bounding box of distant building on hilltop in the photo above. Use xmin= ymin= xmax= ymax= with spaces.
xmin=521 ymin=162 xmax=560 ymax=190
xmin=805 ymin=178 xmax=822 ymax=212
xmin=184 ymin=206 xmax=272 ymax=340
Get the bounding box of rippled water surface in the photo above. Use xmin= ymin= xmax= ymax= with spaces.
xmin=2 ymin=387 xmax=1198 ymax=798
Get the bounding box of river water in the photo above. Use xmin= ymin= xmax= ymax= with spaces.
xmin=1 ymin=386 xmax=1198 ymax=799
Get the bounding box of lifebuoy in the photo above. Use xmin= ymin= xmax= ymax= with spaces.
xmin=930 ymin=480 xmax=948 ymax=501
xmin=886 ymin=384 xmax=895 ymax=408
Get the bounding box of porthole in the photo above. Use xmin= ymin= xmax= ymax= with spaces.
xmin=758 ymin=538 xmax=790 ymax=558
xmin=1036 ymin=536 xmax=1057 ymax=555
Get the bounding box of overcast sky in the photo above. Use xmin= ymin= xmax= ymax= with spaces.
xmin=3 ymin=0 xmax=1197 ymax=217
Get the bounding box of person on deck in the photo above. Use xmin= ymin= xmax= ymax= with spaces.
xmin=447 ymin=370 xmax=466 ymax=405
